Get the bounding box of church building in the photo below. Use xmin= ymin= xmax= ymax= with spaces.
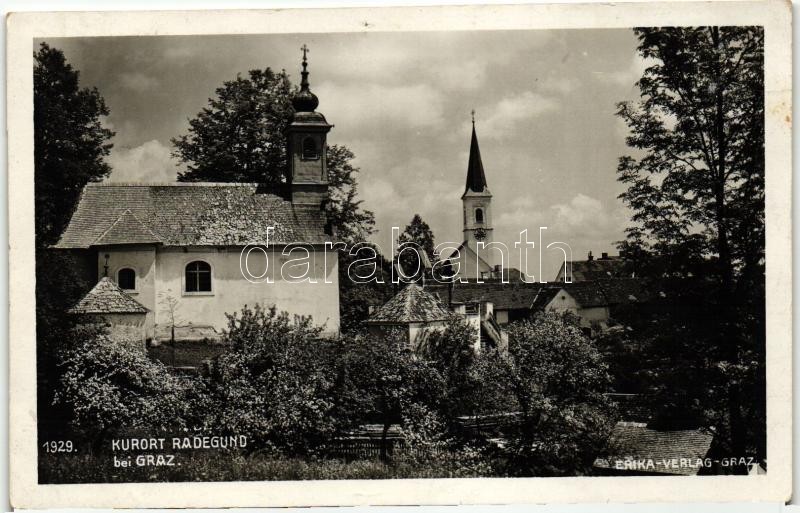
xmin=445 ymin=116 xmax=510 ymax=282
xmin=58 ymin=50 xmax=341 ymax=342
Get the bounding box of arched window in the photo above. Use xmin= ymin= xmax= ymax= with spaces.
xmin=302 ymin=137 xmax=319 ymax=160
xmin=117 ymin=268 xmax=136 ymax=291
xmin=475 ymin=208 xmax=484 ymax=224
xmin=185 ymin=261 xmax=212 ymax=293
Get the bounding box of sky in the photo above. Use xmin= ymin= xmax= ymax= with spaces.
xmin=40 ymin=30 xmax=646 ymax=279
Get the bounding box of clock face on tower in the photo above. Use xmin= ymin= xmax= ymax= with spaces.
xmin=474 ymin=228 xmax=487 ymax=241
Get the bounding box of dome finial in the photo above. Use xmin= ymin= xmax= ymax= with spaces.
xmin=292 ymin=44 xmax=319 ymax=112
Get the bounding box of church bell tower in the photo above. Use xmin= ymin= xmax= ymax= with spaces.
xmin=462 ymin=113 xmax=493 ymax=254
xmin=286 ymin=45 xmax=333 ymax=207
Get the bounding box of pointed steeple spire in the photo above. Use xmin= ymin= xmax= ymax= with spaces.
xmin=465 ymin=112 xmax=488 ymax=193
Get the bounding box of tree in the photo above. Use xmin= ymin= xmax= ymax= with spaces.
xmin=616 ymin=27 xmax=765 ymax=464
xmin=34 ymin=42 xmax=114 ymax=247
xmin=205 ymin=304 xmax=340 ymax=455
xmin=396 ymin=214 xmax=436 ymax=281
xmin=340 ymin=330 xmax=445 ymax=459
xmin=498 ymin=313 xmax=615 ymax=476
xmin=418 ymin=317 xmax=481 ymax=421
xmin=172 ymin=68 xmax=375 ymax=242
xmin=617 ymin=27 xmax=764 ymax=285
xmin=54 ymin=328 xmax=196 ymax=443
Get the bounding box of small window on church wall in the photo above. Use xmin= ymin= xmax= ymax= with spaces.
xmin=117 ymin=268 xmax=136 ymax=291
xmin=185 ymin=261 xmax=212 ymax=293
xmin=302 ymin=137 xmax=319 ymax=160
xmin=475 ymin=208 xmax=484 ymax=224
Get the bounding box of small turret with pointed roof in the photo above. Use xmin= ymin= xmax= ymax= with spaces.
xmin=286 ymin=45 xmax=333 ymax=207
xmin=461 ymin=111 xmax=493 ymax=257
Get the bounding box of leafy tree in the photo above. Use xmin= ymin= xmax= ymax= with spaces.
xmin=498 ymin=313 xmax=615 ymax=476
xmin=396 ymin=214 xmax=436 ymax=281
xmin=34 ymin=42 xmax=114 ymax=247
xmin=418 ymin=317 xmax=481 ymax=421
xmin=205 ymin=304 xmax=340 ymax=455
xmin=172 ymin=68 xmax=374 ymax=242
xmin=337 ymin=242 xmax=395 ymax=334
xmin=617 ymin=27 xmax=764 ymax=284
xmin=616 ymin=27 xmax=765 ymax=463
xmin=54 ymin=328 xmax=196 ymax=443
xmin=340 ymin=330 xmax=445 ymax=459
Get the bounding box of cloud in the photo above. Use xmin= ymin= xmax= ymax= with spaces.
xmin=480 ymin=91 xmax=560 ymax=139
xmin=107 ymin=140 xmax=180 ymax=183
xmin=593 ymin=54 xmax=656 ymax=89
xmin=539 ymin=75 xmax=580 ymax=94
xmin=316 ymin=81 xmax=446 ymax=131
xmin=119 ymin=71 xmax=160 ymax=92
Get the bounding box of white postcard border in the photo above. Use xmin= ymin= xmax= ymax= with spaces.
xmin=7 ymin=2 xmax=792 ymax=507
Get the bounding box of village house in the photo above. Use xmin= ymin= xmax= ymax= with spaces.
xmin=57 ymin=52 xmax=340 ymax=342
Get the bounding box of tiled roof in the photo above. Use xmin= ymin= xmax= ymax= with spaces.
xmin=426 ymin=282 xmax=545 ymax=310
xmin=594 ymin=421 xmax=713 ymax=476
xmin=68 ymin=277 xmax=148 ymax=314
xmin=55 ymin=183 xmax=331 ymax=248
xmin=533 ymin=279 xmax=648 ymax=310
xmin=366 ymin=283 xmax=452 ymax=324
xmin=563 ymin=281 xmax=608 ymax=308
xmin=560 ymin=256 xmax=629 ymax=282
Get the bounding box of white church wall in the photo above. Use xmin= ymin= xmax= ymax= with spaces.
xmin=150 ymin=246 xmax=339 ymax=337
xmin=97 ymin=247 xmax=156 ymax=337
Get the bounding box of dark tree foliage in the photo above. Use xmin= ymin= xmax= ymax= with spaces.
xmin=396 ymin=214 xmax=436 ymax=281
xmin=617 ymin=27 xmax=764 ymax=282
xmin=338 ymin=330 xmax=445 ymax=459
xmin=172 ymin=68 xmax=375 ymax=243
xmin=34 ymin=42 xmax=114 ymax=248
xmin=616 ymin=27 xmax=765 ymax=469
xmin=499 ymin=313 xmax=615 ymax=476
xmin=337 ymin=242 xmax=395 ymax=334
xmin=418 ymin=317 xmax=482 ymax=421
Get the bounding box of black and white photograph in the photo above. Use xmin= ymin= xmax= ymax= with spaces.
xmin=6 ymin=2 xmax=792 ymax=508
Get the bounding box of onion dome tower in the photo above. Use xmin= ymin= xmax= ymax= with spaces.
xmin=285 ymin=45 xmax=333 ymax=207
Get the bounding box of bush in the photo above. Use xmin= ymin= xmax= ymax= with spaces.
xmin=204 ymin=304 xmax=339 ymax=455
xmin=497 ymin=312 xmax=616 ymax=476
xmin=54 ymin=328 xmax=197 ymax=442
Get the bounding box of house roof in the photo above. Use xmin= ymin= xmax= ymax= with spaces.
xmin=68 ymin=277 xmax=148 ymax=314
xmin=366 ymin=283 xmax=452 ymax=324
xmin=559 ymin=255 xmax=629 ymax=282
xmin=533 ymin=279 xmax=649 ymax=310
xmin=426 ymin=281 xmax=545 ymax=311
xmin=593 ymin=421 xmax=713 ymax=476
xmin=55 ymin=183 xmax=332 ymax=249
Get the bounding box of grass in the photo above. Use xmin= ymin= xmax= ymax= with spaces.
xmin=39 ymin=449 xmax=498 ymax=483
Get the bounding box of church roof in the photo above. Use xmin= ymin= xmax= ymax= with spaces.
xmin=54 ymin=183 xmax=332 ymax=249
xmin=366 ymin=283 xmax=452 ymax=324
xmin=464 ymin=123 xmax=488 ymax=194
xmin=68 ymin=277 xmax=148 ymax=314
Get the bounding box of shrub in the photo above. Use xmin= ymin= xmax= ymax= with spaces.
xmin=497 ymin=312 xmax=616 ymax=476
xmin=204 ymin=304 xmax=338 ymax=455
xmin=54 ymin=328 xmax=196 ymax=442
